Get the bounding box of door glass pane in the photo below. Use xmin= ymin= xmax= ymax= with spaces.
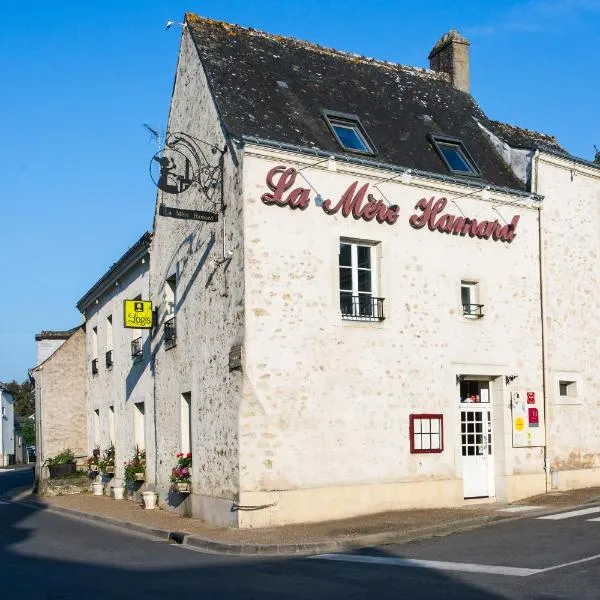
xmin=340 ymin=292 xmax=353 ymax=315
xmin=357 ymin=245 xmax=371 ymax=268
xmin=339 ymin=267 xmax=353 ymax=291
xmin=357 ymin=269 xmax=372 ymax=292
xmin=339 ymin=243 xmax=351 ymax=266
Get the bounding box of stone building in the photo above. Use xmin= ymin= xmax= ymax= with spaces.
xmin=76 ymin=232 xmax=154 ymax=491
xmin=0 ymin=383 xmax=15 ymax=467
xmin=69 ymin=15 xmax=600 ymax=527
xmin=30 ymin=327 xmax=87 ymax=484
xmin=141 ymin=14 xmax=600 ymax=528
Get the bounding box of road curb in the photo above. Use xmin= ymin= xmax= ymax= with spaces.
xmin=11 ymin=496 xmax=600 ymax=557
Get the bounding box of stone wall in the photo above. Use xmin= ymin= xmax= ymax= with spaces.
xmin=33 ymin=328 xmax=87 ymax=481
xmin=536 ymin=154 xmax=600 ymax=486
xmin=84 ymin=251 xmax=153 ymax=486
xmin=150 ymin=28 xmax=245 ymax=524
xmin=237 ymin=147 xmax=544 ymax=526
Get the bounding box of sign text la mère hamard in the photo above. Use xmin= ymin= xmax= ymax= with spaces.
xmin=262 ymin=166 xmax=520 ymax=242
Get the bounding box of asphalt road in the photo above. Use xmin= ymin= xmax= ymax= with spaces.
xmin=1 ymin=468 xmax=600 ymax=599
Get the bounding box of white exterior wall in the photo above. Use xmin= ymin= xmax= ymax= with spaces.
xmin=536 ymin=153 xmax=600 ymax=490
xmin=84 ymin=256 xmax=153 ymax=486
xmin=37 ymin=338 xmax=68 ymax=366
xmin=150 ymin=28 xmax=244 ymax=522
xmin=1 ymin=390 xmax=14 ymax=466
xmin=238 ymin=147 xmax=545 ymax=526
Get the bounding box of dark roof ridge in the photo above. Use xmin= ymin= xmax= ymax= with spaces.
xmin=488 ymin=119 xmax=564 ymax=152
xmin=35 ymin=326 xmax=80 ymax=341
xmin=76 ymin=231 xmax=152 ymax=313
xmin=184 ymin=12 xmax=450 ymax=83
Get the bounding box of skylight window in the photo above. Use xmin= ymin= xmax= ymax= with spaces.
xmin=322 ymin=110 xmax=376 ymax=155
xmin=429 ymin=134 xmax=480 ymax=177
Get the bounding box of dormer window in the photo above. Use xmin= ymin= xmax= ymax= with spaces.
xmin=322 ymin=110 xmax=376 ymax=155
xmin=429 ymin=134 xmax=480 ymax=176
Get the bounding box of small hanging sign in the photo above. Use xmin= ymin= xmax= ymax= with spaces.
xmin=159 ymin=204 xmax=217 ymax=222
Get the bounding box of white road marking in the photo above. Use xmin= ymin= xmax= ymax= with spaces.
xmin=541 ymin=553 xmax=600 ymax=572
xmin=309 ymin=553 xmax=541 ymax=577
xmin=497 ymin=506 xmax=539 ymax=513
xmin=537 ymin=506 xmax=600 ymax=520
xmin=0 ymin=500 xmax=10 ymax=505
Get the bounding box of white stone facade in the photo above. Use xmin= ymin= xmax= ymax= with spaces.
xmin=143 ymin=25 xmax=600 ymax=528
xmin=78 ymin=235 xmax=154 ymax=491
xmin=0 ymin=386 xmax=15 ymax=467
xmin=69 ymin=23 xmax=600 ymax=528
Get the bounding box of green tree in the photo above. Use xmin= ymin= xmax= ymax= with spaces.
xmin=5 ymin=379 xmax=35 ymax=417
xmin=20 ymin=420 xmax=35 ymax=446
xmin=594 ymin=145 xmax=600 ymax=165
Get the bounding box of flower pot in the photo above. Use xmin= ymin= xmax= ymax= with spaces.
xmin=92 ymin=482 xmax=104 ymax=496
xmin=173 ymin=482 xmax=191 ymax=493
xmin=112 ymin=486 xmax=125 ymax=500
xmin=48 ymin=462 xmax=75 ymax=479
xmin=106 ymin=465 xmax=115 ymax=475
xmin=134 ymin=472 xmax=145 ymax=481
xmin=141 ymin=491 xmax=158 ymax=510
xmin=89 ymin=464 xmax=99 ymax=473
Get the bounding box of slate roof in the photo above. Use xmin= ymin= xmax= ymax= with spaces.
xmin=185 ymin=14 xmax=527 ymax=191
xmin=76 ymin=232 xmax=152 ymax=313
xmin=35 ymin=326 xmax=80 ymax=342
xmin=487 ymin=120 xmax=565 ymax=154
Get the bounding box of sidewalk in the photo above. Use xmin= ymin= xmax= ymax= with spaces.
xmin=11 ymin=486 xmax=600 ymax=556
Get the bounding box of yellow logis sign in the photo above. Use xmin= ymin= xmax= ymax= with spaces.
xmin=123 ymin=300 xmax=153 ymax=329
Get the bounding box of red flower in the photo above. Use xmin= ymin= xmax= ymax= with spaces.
xmin=176 ymin=453 xmax=183 ymax=457
xmin=186 ymin=453 xmax=192 ymax=458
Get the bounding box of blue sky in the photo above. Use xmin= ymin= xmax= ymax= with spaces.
xmin=1 ymin=0 xmax=599 ymax=382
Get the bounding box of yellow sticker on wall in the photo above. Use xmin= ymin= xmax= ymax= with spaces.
xmin=514 ymin=416 xmax=525 ymax=432
xmin=123 ymin=300 xmax=153 ymax=329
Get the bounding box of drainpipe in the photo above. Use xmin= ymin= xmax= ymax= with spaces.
xmin=533 ymin=151 xmax=551 ymax=492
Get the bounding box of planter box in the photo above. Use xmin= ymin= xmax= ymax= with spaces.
xmin=173 ymin=482 xmax=191 ymax=493
xmin=105 ymin=466 xmax=115 ymax=474
xmin=134 ymin=472 xmax=145 ymax=481
xmin=48 ymin=463 xmax=75 ymax=479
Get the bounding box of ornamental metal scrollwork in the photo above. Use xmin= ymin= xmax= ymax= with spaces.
xmin=150 ymin=132 xmax=224 ymax=205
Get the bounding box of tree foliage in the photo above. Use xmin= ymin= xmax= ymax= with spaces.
xmin=594 ymin=145 xmax=600 ymax=165
xmin=19 ymin=420 xmax=35 ymax=446
xmin=4 ymin=379 xmax=35 ymax=417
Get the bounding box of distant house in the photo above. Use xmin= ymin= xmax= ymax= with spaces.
xmin=30 ymin=327 xmax=87 ymax=484
xmin=0 ymin=383 xmax=15 ymax=466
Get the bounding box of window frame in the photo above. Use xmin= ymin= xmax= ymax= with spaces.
xmin=322 ymin=109 xmax=377 ymax=156
xmin=428 ymin=133 xmax=481 ymax=177
xmin=461 ymin=280 xmax=484 ymax=319
xmin=339 ymin=239 xmax=384 ymax=321
xmin=409 ymin=414 xmax=444 ymax=454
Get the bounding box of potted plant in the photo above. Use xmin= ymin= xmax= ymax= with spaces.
xmin=170 ymin=452 xmax=192 ymax=493
xmin=124 ymin=448 xmax=146 ymax=488
xmin=87 ymin=444 xmax=101 ymax=474
xmin=99 ymin=444 xmax=115 ymax=477
xmin=46 ymin=448 xmax=76 ymax=479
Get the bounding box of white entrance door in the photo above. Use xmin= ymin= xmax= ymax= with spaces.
xmin=461 ymin=406 xmax=495 ymax=498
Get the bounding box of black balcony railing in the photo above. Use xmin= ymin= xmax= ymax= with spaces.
xmin=340 ymin=295 xmax=385 ymax=321
xmin=462 ymin=304 xmax=485 ymax=318
xmin=91 ymin=358 xmax=98 ymax=375
xmin=164 ymin=317 xmax=176 ymax=350
xmin=131 ymin=337 xmax=143 ymax=360
xmin=105 ymin=349 xmax=113 ymax=368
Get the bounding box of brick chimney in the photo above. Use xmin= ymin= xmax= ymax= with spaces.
xmin=428 ymin=30 xmax=470 ymax=94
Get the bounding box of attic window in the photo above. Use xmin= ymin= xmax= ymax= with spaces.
xmin=322 ymin=110 xmax=376 ymax=155
xmin=429 ymin=134 xmax=480 ymax=177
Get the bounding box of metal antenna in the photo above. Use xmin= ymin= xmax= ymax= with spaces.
xmin=143 ymin=124 xmax=163 ymax=147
